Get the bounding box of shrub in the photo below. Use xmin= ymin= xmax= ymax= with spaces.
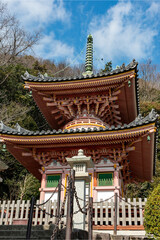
xmin=144 ymin=184 xmax=160 ymax=239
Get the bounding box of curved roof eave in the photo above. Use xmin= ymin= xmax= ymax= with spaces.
xmin=0 ymin=109 xmax=158 ymax=138
xmin=22 ymin=60 xmax=138 ymax=83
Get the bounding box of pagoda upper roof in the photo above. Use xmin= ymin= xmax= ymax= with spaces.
xmin=22 ymin=59 xmax=140 ymax=129
xmin=0 ymin=109 xmax=158 ymax=136
xmin=22 ymin=59 xmax=137 ymax=83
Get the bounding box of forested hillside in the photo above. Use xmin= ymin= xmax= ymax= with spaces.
xmin=0 ymin=55 xmax=85 ymax=200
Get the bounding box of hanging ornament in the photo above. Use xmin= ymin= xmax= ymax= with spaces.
xmin=1 ymin=143 xmax=6 ymax=152
xmin=29 ymin=90 xmax=32 ymax=97
xmin=147 ymin=135 xmax=151 ymax=142
xmin=128 ymin=80 xmax=131 ymax=87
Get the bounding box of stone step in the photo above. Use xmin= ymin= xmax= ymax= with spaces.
xmin=0 ymin=230 xmax=53 ymax=237
xmin=0 ymin=225 xmax=54 ymax=240
xmin=0 ymin=236 xmax=51 ymax=240
xmin=0 ymin=225 xmax=89 ymax=240
xmin=0 ymin=225 xmax=50 ymax=230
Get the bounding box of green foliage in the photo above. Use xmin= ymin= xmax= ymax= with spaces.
xmin=18 ymin=174 xmax=40 ymax=200
xmin=125 ymin=182 xmax=151 ymax=199
xmin=0 ymin=147 xmax=40 ymax=200
xmin=144 ymin=184 xmax=160 ymax=239
xmin=33 ymin=60 xmax=47 ymax=74
xmin=101 ymin=61 xmax=112 ymax=73
xmin=0 ymin=61 xmax=46 ymax=200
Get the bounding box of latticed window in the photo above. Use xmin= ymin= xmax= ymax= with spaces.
xmin=98 ymin=173 xmax=113 ymax=186
xmin=46 ymin=175 xmax=60 ymax=187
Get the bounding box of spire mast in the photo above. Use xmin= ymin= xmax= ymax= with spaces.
xmin=82 ymin=34 xmax=93 ymax=77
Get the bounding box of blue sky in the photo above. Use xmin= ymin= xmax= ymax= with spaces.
xmin=3 ymin=0 xmax=160 ymax=70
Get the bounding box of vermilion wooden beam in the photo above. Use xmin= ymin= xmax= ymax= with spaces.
xmin=112 ymin=89 xmax=121 ymax=96
xmin=51 ymin=109 xmax=60 ymax=114
xmin=46 ymin=102 xmax=57 ymax=107
xmin=43 ymin=97 xmax=53 ymax=101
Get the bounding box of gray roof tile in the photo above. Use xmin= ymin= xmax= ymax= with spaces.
xmin=0 ymin=109 xmax=158 ymax=136
xmin=22 ymin=60 xmax=138 ymax=83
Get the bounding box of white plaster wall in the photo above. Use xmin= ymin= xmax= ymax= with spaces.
xmin=97 ymin=190 xmax=114 ymax=201
xmin=44 ymin=192 xmax=58 ymax=202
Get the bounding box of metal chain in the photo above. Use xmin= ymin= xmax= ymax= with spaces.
xmin=118 ymin=195 xmax=144 ymax=210
xmin=93 ymin=195 xmax=114 ymax=204
xmin=61 ymin=183 xmax=67 ymax=190
xmin=74 ymin=186 xmax=88 ymax=215
xmin=51 ymin=185 xmax=69 ymax=240
xmin=73 ymin=203 xmax=88 ymax=215
xmin=60 ymin=186 xmax=69 ymax=218
xmin=51 ymin=216 xmax=61 ymax=240
xmin=36 ymin=205 xmax=58 ymax=218
xmin=76 ymin=196 xmax=86 ymax=202
xmin=35 ymin=181 xmax=60 ymax=207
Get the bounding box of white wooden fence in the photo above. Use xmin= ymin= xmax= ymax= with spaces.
xmin=92 ymin=198 xmax=147 ymax=227
xmin=0 ymin=198 xmax=147 ymax=226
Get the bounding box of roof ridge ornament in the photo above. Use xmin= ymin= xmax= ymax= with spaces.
xmin=147 ymin=108 xmax=159 ymax=121
xmin=0 ymin=121 xmax=15 ymax=132
xmin=38 ymin=72 xmax=44 ymax=79
xmin=15 ymin=123 xmax=31 ymax=134
xmin=129 ymin=109 xmax=158 ymax=126
xmin=82 ymin=34 xmax=93 ymax=77
xmin=21 ymin=71 xmax=30 ymax=80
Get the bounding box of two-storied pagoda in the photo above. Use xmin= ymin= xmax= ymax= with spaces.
xmin=0 ymin=35 xmax=158 ymax=202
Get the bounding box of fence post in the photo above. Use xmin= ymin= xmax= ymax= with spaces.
xmin=88 ymin=197 xmax=93 ymax=240
xmin=114 ymin=193 xmax=118 ymax=235
xmin=65 ymin=169 xmax=75 ymax=240
xmin=26 ymin=196 xmax=35 ymax=240
xmin=57 ymin=177 xmax=62 ymax=220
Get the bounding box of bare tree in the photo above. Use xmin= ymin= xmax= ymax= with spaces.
xmin=0 ymin=2 xmax=41 ymax=83
xmin=139 ymin=59 xmax=160 ymax=89
xmin=0 ymin=102 xmax=31 ymax=124
xmin=139 ymin=60 xmax=160 ymax=102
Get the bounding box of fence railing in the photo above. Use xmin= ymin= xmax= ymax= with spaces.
xmin=92 ymin=198 xmax=147 ymax=227
xmin=0 ymin=199 xmax=59 ymax=226
xmin=0 ymin=198 xmax=147 ymax=227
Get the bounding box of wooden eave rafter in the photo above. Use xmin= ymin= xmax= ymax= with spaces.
xmin=37 ymin=88 xmax=122 ymax=127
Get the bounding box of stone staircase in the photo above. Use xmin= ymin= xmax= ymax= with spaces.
xmin=0 ymin=225 xmax=90 ymax=240
xmin=0 ymin=225 xmax=149 ymax=240
xmin=0 ymin=225 xmax=53 ymax=240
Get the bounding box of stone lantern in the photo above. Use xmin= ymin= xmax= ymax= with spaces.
xmin=66 ymin=149 xmax=93 ymax=230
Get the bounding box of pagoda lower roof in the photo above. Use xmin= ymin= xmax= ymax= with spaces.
xmin=0 ymin=110 xmax=158 ymax=181
xmin=0 ymin=109 xmax=158 ymax=137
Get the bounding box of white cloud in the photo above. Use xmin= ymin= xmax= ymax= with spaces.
xmin=2 ymin=0 xmax=74 ymax=62
xmin=33 ymin=32 xmax=74 ymax=61
xmin=89 ymin=1 xmax=159 ymax=64
xmin=3 ymin=0 xmax=70 ymax=29
xmin=146 ymin=2 xmax=160 ymax=17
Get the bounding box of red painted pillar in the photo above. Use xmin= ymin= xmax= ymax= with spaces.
xmin=114 ymin=167 xmax=119 ymax=196
xmin=40 ymin=172 xmax=46 ymax=203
